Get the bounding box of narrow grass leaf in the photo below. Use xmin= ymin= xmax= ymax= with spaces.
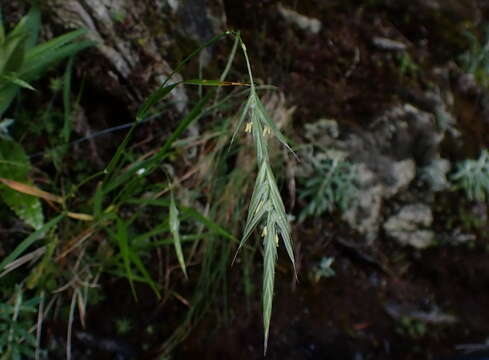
xmin=103 ymin=124 xmax=137 ymax=177
xmin=156 ymin=92 xmax=211 ymax=161
xmin=132 ymin=222 xmax=170 ymax=245
xmin=23 ymin=40 xmax=95 ymax=80
xmin=24 ymin=10 xmax=40 ymax=49
xmin=127 ymin=251 xmax=161 ymax=298
xmin=0 ymin=214 xmax=63 ymax=272
xmin=93 ymin=182 xmax=104 ymax=217
xmin=106 ymin=93 xmax=211 ymax=197
xmin=114 ymin=217 xmax=137 ymax=300
xmin=127 ymin=198 xmax=236 ymax=241
xmin=1 ymin=74 xmax=36 ymax=90
xmin=184 ymin=79 xmax=248 ymax=87
xmin=24 ymin=28 xmax=88 ymax=60
xmin=136 ymin=83 xmax=179 ymax=121
xmin=170 ymin=190 xmax=188 ymax=279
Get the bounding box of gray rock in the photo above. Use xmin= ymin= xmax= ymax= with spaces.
xmin=46 ymin=0 xmax=227 ymax=114
xmin=301 ymin=95 xmax=454 ymax=243
xmin=277 ymin=3 xmax=322 ymax=34
xmin=342 ymin=160 xmax=415 ymax=243
xmin=449 ymin=228 xmax=476 ymax=245
xmin=421 ymin=158 xmax=451 ymax=192
xmin=384 ymin=204 xmax=434 ymax=249
xmin=342 ymin=164 xmax=384 ymax=242
xmin=383 ymin=159 xmax=416 ymax=198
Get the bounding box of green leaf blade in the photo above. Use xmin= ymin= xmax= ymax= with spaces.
xmin=170 ymin=191 xmax=188 ymax=279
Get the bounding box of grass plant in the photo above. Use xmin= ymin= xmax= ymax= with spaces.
xmin=298 ymin=153 xmax=357 ymax=222
xmin=231 ymin=34 xmax=296 ymax=353
xmin=0 ymin=4 xmax=93 ymax=117
xmin=459 ymin=24 xmax=489 ymax=87
xmin=0 ymin=21 xmax=294 ymax=356
xmin=452 ymin=149 xmax=489 ymax=202
xmin=0 ymin=287 xmax=40 ymax=360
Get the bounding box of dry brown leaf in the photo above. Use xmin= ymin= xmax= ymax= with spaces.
xmin=67 ymin=212 xmax=94 ymax=221
xmin=0 ymin=178 xmax=63 ymax=203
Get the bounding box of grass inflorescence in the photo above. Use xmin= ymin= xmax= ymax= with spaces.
xmin=231 ymin=34 xmax=296 ymax=353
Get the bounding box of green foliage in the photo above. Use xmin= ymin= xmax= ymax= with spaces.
xmin=396 ymin=52 xmax=419 ymax=79
xmin=0 ymin=139 xmax=43 ymax=229
xmin=0 ymin=287 xmax=40 ymax=360
xmin=115 ymin=317 xmax=132 ymax=335
xmin=0 ymin=3 xmax=93 ymax=229
xmin=452 ymin=149 xmax=489 ymax=202
xmin=0 ymin=3 xmax=94 ymax=117
xmin=310 ymin=257 xmax=335 ymax=283
xmin=0 ymin=28 xmax=292 ymax=357
xmin=106 ymin=215 xmax=161 ymax=299
xmin=169 ymin=187 xmax=188 ymax=279
xmin=396 ymin=316 xmax=427 ymax=339
xmin=459 ymin=25 xmax=489 ymax=87
xmin=298 ymin=152 xmax=357 ymax=222
xmin=0 ymin=215 xmax=63 ymax=274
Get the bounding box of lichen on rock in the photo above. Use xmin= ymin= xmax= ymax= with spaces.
xmin=383 ymin=203 xmax=434 ymax=249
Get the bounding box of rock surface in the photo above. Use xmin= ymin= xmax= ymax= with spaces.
xmin=302 ymin=96 xmax=454 ymax=242
xmin=384 ymin=203 xmax=434 ymax=249
xmin=45 ymin=0 xmax=227 ymax=113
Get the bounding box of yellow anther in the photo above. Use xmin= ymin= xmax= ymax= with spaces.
xmin=263 ymin=126 xmax=271 ymax=136
xmin=275 ymin=234 xmax=279 ymax=247
xmin=245 ymin=121 xmax=253 ymax=133
xmin=262 ymin=226 xmax=267 ymax=237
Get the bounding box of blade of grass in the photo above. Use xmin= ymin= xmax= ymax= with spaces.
xmin=127 ymin=197 xmax=236 ymax=242
xmin=136 ymin=83 xmax=179 ymax=122
xmin=0 ymin=215 xmax=63 ymax=272
xmin=103 ymin=93 xmax=212 ymax=197
xmin=169 ymin=189 xmax=188 ymax=279
xmin=127 ymin=250 xmax=161 ymax=298
xmin=114 ymin=217 xmax=137 ymax=300
xmin=184 ymin=79 xmax=248 ymax=87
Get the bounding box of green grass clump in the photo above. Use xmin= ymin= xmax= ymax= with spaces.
xmin=0 ymin=3 xmax=93 ymax=117
xmin=298 ymin=147 xmax=357 ymax=222
xmin=0 ymin=2 xmax=93 ymax=230
xmin=0 ymin=25 xmax=294 ymax=356
xmin=0 ymin=287 xmax=40 ymax=360
xmin=452 ymin=149 xmax=489 ymax=202
xmin=459 ymin=24 xmax=489 ymax=87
